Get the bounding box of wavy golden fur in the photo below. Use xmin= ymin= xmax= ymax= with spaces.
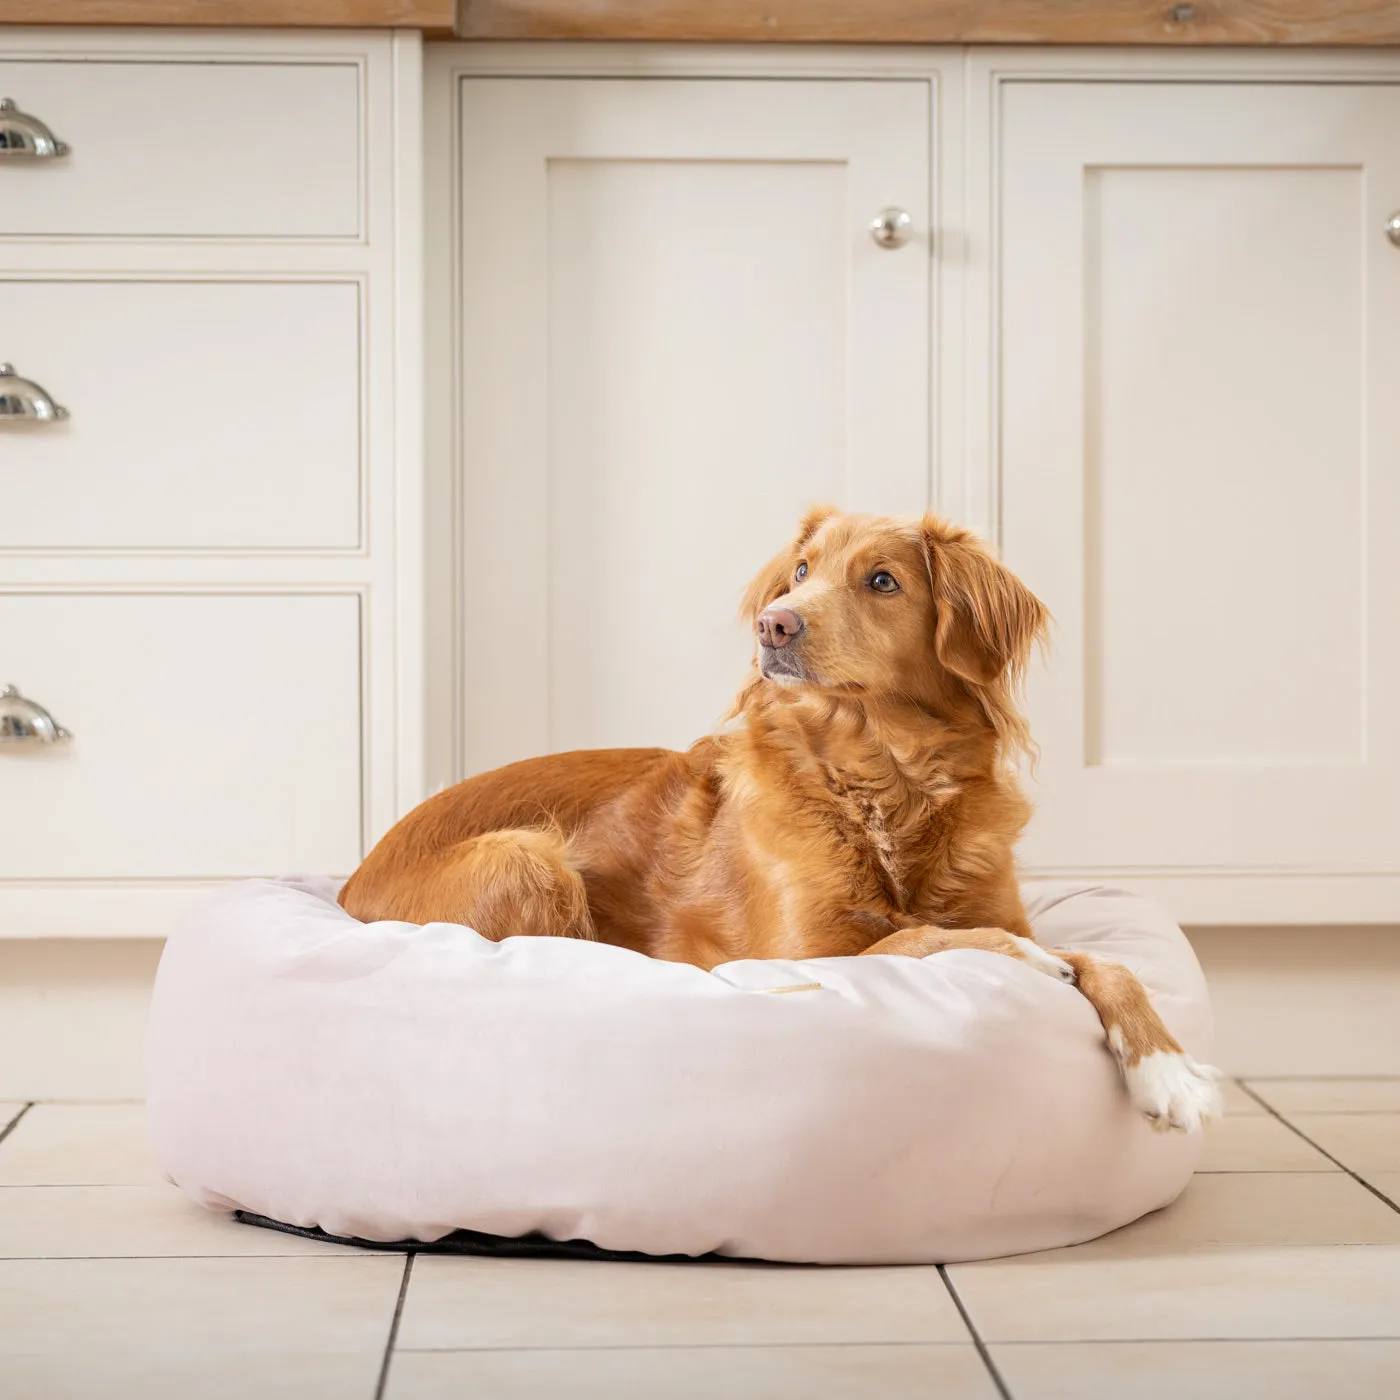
xmin=340 ymin=508 xmax=1220 ymax=1130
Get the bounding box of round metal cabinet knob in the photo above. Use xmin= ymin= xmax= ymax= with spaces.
xmin=0 ymin=685 xmax=72 ymax=748
xmin=1386 ymin=212 xmax=1400 ymax=248
xmin=0 ymin=364 xmax=69 ymax=422
xmin=870 ymin=207 xmax=913 ymax=250
xmin=0 ymin=98 xmax=70 ymax=158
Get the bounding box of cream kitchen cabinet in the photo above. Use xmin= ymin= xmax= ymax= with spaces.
xmin=0 ymin=279 xmax=362 ymax=551
xmin=429 ymin=57 xmax=944 ymax=780
xmin=0 ymin=55 xmax=360 ymax=239
xmin=0 ymin=593 xmax=364 ymax=879
xmin=984 ymin=60 xmax=1400 ymax=921
xmin=430 ymin=46 xmax=1400 ymax=922
xmin=0 ymin=29 xmax=424 ymax=938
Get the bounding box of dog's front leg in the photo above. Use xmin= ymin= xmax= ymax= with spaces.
xmin=858 ymin=923 xmax=1076 ymax=984
xmin=859 ymin=925 xmax=1222 ymax=1134
xmin=1050 ymin=949 xmax=1222 ymax=1134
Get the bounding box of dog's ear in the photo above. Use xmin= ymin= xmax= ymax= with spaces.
xmin=923 ymin=516 xmax=1048 ymax=687
xmin=739 ymin=504 xmax=837 ymax=622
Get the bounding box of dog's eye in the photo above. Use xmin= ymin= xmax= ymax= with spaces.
xmin=870 ymin=572 xmax=900 ymax=594
xmin=795 ymin=562 xmax=808 ymax=582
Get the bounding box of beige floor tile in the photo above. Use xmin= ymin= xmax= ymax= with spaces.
xmin=397 ymin=1258 xmax=967 ymax=1350
xmin=1198 ymin=1114 xmax=1338 ymax=1172
xmin=0 ymin=1103 xmax=157 ymax=1185
xmin=0 ymin=1103 xmax=25 ymax=1134
xmin=1246 ymin=1078 xmax=1400 ymax=1115
xmin=0 ymin=1256 xmax=403 ymax=1354
xmin=0 ymin=1185 xmax=370 ymax=1259
xmin=1 ymin=1351 xmax=382 ymax=1400
xmin=992 ymin=1339 xmax=1400 ymax=1400
xmin=1218 ymin=1080 xmax=1266 ymax=1115
xmin=1070 ymin=1172 xmax=1400 ymax=1255
xmin=387 ymin=1345 xmax=997 ymax=1400
xmin=1287 ymin=1114 xmax=1400 ymax=1175
xmin=948 ymin=1245 xmax=1400 ymax=1341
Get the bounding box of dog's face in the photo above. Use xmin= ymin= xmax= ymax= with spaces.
xmin=742 ymin=507 xmax=1048 ymax=710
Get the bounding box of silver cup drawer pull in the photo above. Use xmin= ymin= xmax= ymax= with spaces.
xmin=0 ymin=98 xmax=70 ymax=158
xmin=0 ymin=364 xmax=69 ymax=423
xmin=0 ymin=685 xmax=72 ymax=748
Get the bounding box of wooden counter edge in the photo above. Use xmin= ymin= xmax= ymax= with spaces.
xmin=0 ymin=0 xmax=455 ymax=29
xmin=2 ymin=1 xmax=1395 ymax=48
xmin=452 ymin=0 xmax=1400 ymax=45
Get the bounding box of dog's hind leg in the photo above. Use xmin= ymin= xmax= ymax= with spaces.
xmin=341 ymin=827 xmax=594 ymax=941
xmin=436 ymin=827 xmax=594 ymax=941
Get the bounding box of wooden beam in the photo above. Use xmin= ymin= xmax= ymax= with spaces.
xmin=454 ymin=0 xmax=1400 ymax=45
xmin=0 ymin=0 xmax=455 ymax=27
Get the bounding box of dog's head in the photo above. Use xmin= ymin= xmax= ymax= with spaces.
xmin=741 ymin=507 xmax=1049 ymax=741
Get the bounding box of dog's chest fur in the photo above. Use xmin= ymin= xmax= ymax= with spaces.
xmin=814 ymin=758 xmax=960 ymax=910
xmin=818 ymin=764 xmax=908 ymax=902
xmin=720 ymin=694 xmax=976 ymax=932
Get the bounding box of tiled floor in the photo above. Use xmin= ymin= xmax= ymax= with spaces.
xmin=2 ymin=1087 xmax=1399 ymax=1398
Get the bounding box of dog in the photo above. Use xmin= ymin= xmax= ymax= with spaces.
xmin=341 ymin=507 xmax=1221 ymax=1132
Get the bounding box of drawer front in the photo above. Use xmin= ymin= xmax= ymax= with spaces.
xmin=0 ymin=280 xmax=361 ymax=552
xmin=0 ymin=60 xmax=360 ymax=239
xmin=0 ymin=592 xmax=363 ymax=880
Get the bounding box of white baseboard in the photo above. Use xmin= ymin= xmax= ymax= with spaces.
xmin=0 ymin=880 xmax=251 ymax=939
xmin=1023 ymin=873 xmax=1400 ymax=925
xmin=1189 ymin=924 xmax=1400 ymax=1077
xmin=0 ymin=939 xmax=161 ymax=1101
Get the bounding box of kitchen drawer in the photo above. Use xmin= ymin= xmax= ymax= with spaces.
xmin=0 ymin=60 xmax=360 ymax=239
xmin=0 ymin=592 xmax=363 ymax=880
xmin=0 ymin=279 xmax=361 ymax=552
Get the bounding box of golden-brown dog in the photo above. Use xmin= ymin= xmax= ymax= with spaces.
xmin=341 ymin=508 xmax=1221 ymax=1131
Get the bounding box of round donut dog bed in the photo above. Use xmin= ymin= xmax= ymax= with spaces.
xmin=147 ymin=876 xmax=1214 ymax=1265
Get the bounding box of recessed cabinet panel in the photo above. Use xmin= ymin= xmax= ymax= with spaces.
xmin=0 ymin=60 xmax=360 ymax=239
xmin=0 ymin=592 xmax=363 ymax=880
xmin=1087 ymin=164 xmax=1365 ymax=768
xmin=999 ymin=81 xmax=1400 ymax=873
xmin=457 ymin=77 xmax=930 ymax=772
xmin=0 ymin=280 xmax=361 ymax=552
xmin=545 ymin=158 xmax=850 ymax=754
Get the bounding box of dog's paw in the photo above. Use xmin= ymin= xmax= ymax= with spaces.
xmin=1010 ymin=935 xmax=1076 ymax=984
xmin=1120 ymin=1047 xmax=1223 ymax=1134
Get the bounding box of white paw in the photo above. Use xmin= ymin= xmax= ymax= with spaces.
xmin=1010 ymin=935 xmax=1076 ymax=984
xmin=1119 ymin=1045 xmax=1224 ymax=1133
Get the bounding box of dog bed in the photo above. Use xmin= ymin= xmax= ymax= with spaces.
xmin=146 ymin=877 xmax=1213 ymax=1265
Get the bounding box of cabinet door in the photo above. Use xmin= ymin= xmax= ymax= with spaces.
xmin=999 ymin=82 xmax=1400 ymax=902
xmin=456 ymin=78 xmax=930 ymax=774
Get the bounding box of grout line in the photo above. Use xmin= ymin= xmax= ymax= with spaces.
xmin=0 ymin=1103 xmax=33 ymax=1149
xmin=374 ymin=1252 xmax=415 ymax=1400
xmin=1239 ymin=1076 xmax=1400 ymax=1083
xmin=1236 ymin=1080 xmax=1400 ymax=1216
xmin=396 ymin=1339 xmax=1003 ymax=1354
xmin=0 ymin=1252 xmax=392 ymax=1260
xmin=2 ymin=1098 xmax=145 ymax=1104
xmin=938 ymin=1265 xmax=1013 ymax=1400
xmin=985 ymin=1336 xmax=1400 ymax=1347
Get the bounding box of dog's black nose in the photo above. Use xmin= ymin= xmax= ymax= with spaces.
xmin=757 ymin=607 xmax=804 ymax=649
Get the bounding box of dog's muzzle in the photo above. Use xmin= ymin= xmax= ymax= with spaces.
xmin=757 ymin=606 xmax=807 ymax=682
